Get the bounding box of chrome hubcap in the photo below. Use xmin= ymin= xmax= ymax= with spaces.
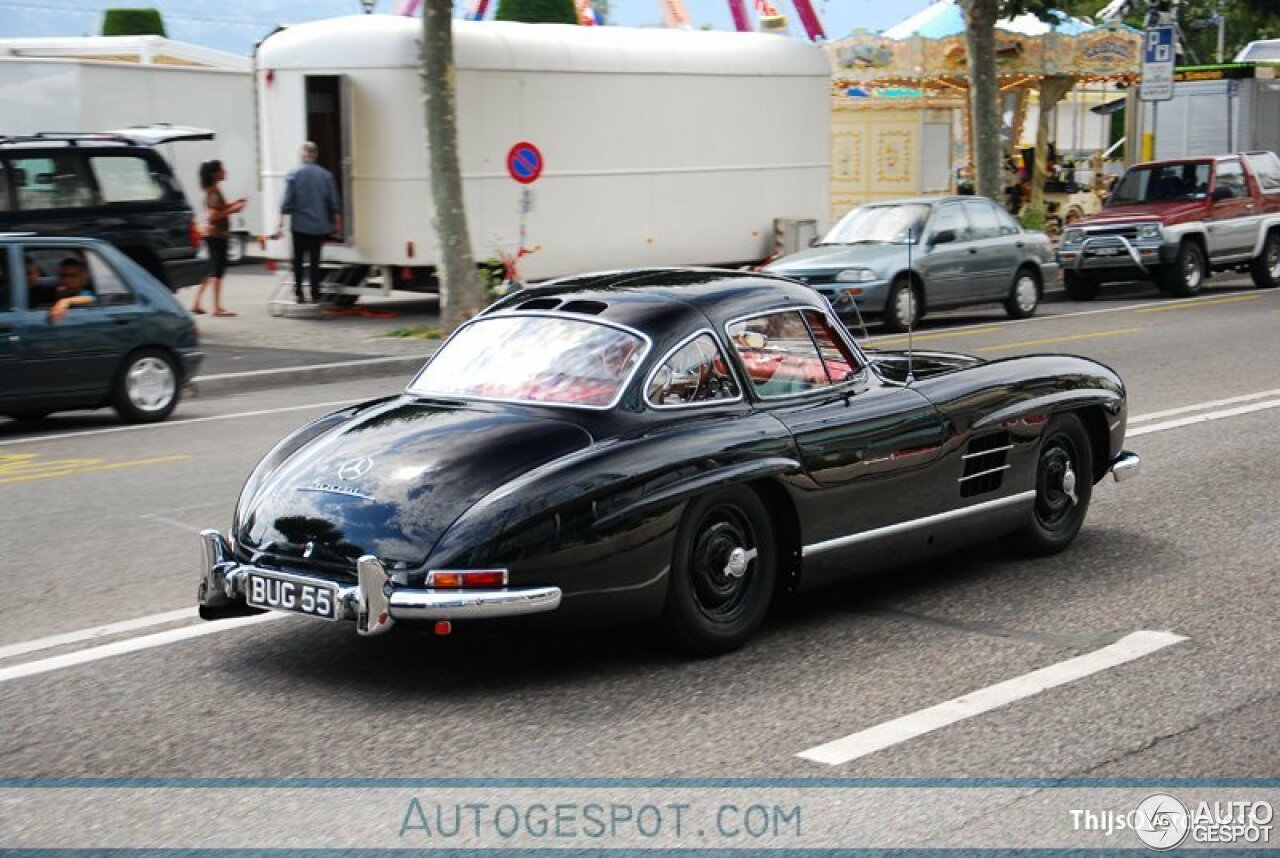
xmin=723 ymin=546 xmax=757 ymax=579
xmin=1015 ymin=276 xmax=1037 ymax=312
xmin=1183 ymin=253 xmax=1202 ymax=287
xmin=895 ymin=288 xmax=916 ymax=325
xmin=1268 ymin=243 xmax=1280 ymax=279
xmin=126 ymin=357 xmax=175 ymax=412
xmin=1062 ymin=466 xmax=1078 ymax=506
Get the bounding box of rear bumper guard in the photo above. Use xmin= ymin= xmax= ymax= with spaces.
xmin=1109 ymin=450 xmax=1141 ymax=482
xmin=196 ymin=530 xmax=561 ymax=636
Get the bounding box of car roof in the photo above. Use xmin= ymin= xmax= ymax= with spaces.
xmin=484 ymin=268 xmax=826 ymax=335
xmin=0 ymin=234 xmax=113 ymax=248
xmin=856 ymin=196 xmax=972 ymax=207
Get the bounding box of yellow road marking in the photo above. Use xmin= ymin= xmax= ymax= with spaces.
xmin=1136 ymin=294 xmax=1261 ymax=313
xmin=869 ymin=326 xmax=1004 ymax=346
xmin=977 ymin=328 xmax=1141 ymax=353
xmin=0 ymin=453 xmax=191 ymax=485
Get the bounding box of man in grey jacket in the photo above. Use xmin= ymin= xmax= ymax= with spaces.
xmin=277 ymin=141 xmax=341 ymax=303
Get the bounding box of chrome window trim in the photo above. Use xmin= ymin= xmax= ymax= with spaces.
xmin=642 ymin=327 xmax=746 ymax=411
xmin=723 ymin=307 xmax=868 ymax=403
xmin=961 ymin=444 xmax=1014 ymax=460
xmin=802 ymin=490 xmax=1036 ymax=557
xmin=957 ymin=464 xmax=1012 ymax=483
xmin=405 ymin=310 xmax=653 ymax=413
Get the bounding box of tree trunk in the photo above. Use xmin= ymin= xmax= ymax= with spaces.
xmin=1029 ymin=76 xmax=1075 ymax=212
xmin=422 ymin=0 xmax=484 ymax=330
xmin=960 ymin=0 xmax=1002 ymax=202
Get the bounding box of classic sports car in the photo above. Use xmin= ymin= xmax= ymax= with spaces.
xmin=198 ymin=269 xmax=1139 ymax=654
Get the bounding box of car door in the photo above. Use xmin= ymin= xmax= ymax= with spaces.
xmin=0 ymin=246 xmax=25 ymax=405
xmin=962 ymin=198 xmax=1022 ymax=300
xmin=725 ymin=308 xmax=949 ymax=587
xmin=19 ymin=245 xmax=135 ymax=399
xmin=918 ymin=202 xmax=973 ymax=308
xmin=1207 ymin=158 xmax=1256 ymax=259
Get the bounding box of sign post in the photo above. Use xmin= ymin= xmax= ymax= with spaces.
xmin=1140 ymin=26 xmax=1175 ymax=102
xmin=504 ymin=141 xmax=543 ymax=287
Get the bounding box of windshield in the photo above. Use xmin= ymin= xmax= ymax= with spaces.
xmin=407 ymin=314 xmax=648 ymax=408
xmin=1110 ymin=163 xmax=1211 ymax=204
xmin=821 ymin=203 xmax=931 ymax=245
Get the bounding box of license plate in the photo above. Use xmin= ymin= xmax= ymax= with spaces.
xmin=246 ymin=572 xmax=338 ymax=620
xmin=1088 ymin=247 xmax=1121 ymax=256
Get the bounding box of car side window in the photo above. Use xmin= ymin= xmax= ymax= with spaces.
xmin=85 ymin=251 xmax=134 ymax=305
xmin=1215 ymin=159 xmax=1248 ymax=198
xmin=10 ymin=155 xmax=94 ymax=210
xmin=994 ymin=205 xmax=1022 ymax=235
xmin=962 ymin=200 xmax=1001 ymax=240
xmin=930 ymin=204 xmax=969 ymax=243
xmin=646 ymin=333 xmax=741 ymax=407
xmin=727 ymin=311 xmax=833 ymax=398
xmin=801 ymin=310 xmax=862 ymax=383
xmin=0 ymin=163 xmax=11 ymax=212
xmin=0 ymin=248 xmax=10 ymax=311
xmin=88 ymin=154 xmax=169 ymax=204
xmin=1245 ymin=152 xmax=1280 ymax=192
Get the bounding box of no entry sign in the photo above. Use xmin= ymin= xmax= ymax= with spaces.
xmin=506 ymin=141 xmax=544 ymax=184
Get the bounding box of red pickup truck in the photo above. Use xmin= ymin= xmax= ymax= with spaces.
xmin=1057 ymin=151 xmax=1280 ymax=299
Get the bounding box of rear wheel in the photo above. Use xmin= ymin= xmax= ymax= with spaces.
xmin=1063 ymin=270 xmax=1100 ymax=301
xmin=881 ymin=276 xmax=921 ymax=333
xmin=661 ymin=486 xmax=776 ymax=655
xmin=1156 ymin=240 xmax=1207 ymax=297
xmin=1250 ymin=231 xmax=1280 ymax=289
xmin=1004 ymin=413 xmax=1094 ymax=557
xmin=1004 ymin=267 xmax=1040 ymax=319
xmin=112 ymin=349 xmax=179 ymax=423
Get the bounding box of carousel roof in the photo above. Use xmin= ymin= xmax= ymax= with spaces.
xmin=882 ymin=0 xmax=1094 ymax=40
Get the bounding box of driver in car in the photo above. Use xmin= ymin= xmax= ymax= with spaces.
xmin=48 ymin=257 xmax=96 ymax=323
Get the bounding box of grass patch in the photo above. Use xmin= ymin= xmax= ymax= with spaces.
xmin=382 ymin=326 xmax=444 ymax=340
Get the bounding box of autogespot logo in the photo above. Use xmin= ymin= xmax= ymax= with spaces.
xmin=1133 ymin=793 xmax=1190 ymax=850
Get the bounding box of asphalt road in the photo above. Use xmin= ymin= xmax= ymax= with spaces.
xmin=0 ymin=279 xmax=1276 ymax=802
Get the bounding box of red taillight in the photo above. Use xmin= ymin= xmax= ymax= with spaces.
xmin=426 ymin=569 xmax=509 ymax=589
xmin=188 ymin=219 xmax=201 ymax=249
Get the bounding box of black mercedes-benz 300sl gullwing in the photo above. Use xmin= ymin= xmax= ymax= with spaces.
xmin=198 ymin=269 xmax=1140 ymax=654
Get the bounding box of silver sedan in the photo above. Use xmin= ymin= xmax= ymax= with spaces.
xmin=766 ymin=196 xmax=1061 ymax=332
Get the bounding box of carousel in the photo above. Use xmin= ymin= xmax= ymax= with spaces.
xmin=827 ymin=0 xmax=1142 ymax=232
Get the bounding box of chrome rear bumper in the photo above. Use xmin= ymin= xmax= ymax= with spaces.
xmin=196 ymin=530 xmax=561 ymax=636
xmin=1109 ymin=450 xmax=1141 ymax=482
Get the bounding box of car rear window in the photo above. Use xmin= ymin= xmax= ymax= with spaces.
xmin=408 ymin=314 xmax=649 ymax=408
xmin=1245 ymin=152 xmax=1280 ymax=192
xmin=88 ymin=154 xmax=170 ymax=203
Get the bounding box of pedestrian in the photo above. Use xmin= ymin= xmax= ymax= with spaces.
xmin=276 ymin=141 xmax=341 ymax=304
xmin=192 ymin=159 xmax=247 ymax=317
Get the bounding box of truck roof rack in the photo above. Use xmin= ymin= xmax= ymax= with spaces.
xmin=0 ymin=132 xmax=137 ymax=147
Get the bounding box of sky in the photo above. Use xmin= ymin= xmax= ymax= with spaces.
xmin=0 ymin=0 xmax=937 ymax=56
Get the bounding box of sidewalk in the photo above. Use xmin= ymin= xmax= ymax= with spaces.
xmin=185 ymin=263 xmax=444 ymax=396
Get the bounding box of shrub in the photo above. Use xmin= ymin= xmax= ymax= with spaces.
xmin=495 ymin=0 xmax=579 ymax=24
xmin=102 ymin=8 xmax=167 ymax=37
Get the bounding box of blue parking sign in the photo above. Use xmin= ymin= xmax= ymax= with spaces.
xmin=1140 ymin=26 xmax=1175 ymax=102
xmin=1144 ymin=27 xmax=1173 ymax=64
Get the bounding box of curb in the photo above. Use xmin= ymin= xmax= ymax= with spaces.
xmin=189 ymin=354 xmax=431 ymax=398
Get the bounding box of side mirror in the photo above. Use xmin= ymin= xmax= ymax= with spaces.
xmin=1211 ymin=186 xmax=1233 ymax=202
xmin=930 ymin=229 xmax=957 ymax=246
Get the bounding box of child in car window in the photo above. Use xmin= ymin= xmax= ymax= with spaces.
xmin=48 ymin=257 xmax=96 ymax=322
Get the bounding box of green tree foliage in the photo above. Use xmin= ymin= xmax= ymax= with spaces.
xmin=1053 ymin=0 xmax=1279 ymax=63
xmin=495 ymin=0 xmax=580 ymax=24
xmin=101 ymin=8 xmax=167 ymax=37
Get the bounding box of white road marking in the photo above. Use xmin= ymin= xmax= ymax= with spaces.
xmin=0 ymin=399 xmax=359 ymax=447
xmin=1129 ymin=398 xmax=1280 ymax=437
xmin=0 ymin=608 xmax=197 ymax=661
xmin=0 ymin=612 xmax=288 ymax=684
xmin=1129 ymin=388 xmax=1280 ymax=423
xmin=797 ymin=630 xmax=1187 ymax=766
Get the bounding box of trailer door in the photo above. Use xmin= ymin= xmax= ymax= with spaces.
xmin=304 ymin=74 xmax=353 ymax=242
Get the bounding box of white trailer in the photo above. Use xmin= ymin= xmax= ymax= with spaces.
xmin=1151 ymin=65 xmax=1280 ymax=160
xmin=0 ymin=37 xmax=260 ymax=258
xmin=255 ymin=15 xmax=831 ymax=291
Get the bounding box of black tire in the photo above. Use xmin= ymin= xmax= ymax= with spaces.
xmin=661 ymin=485 xmax=776 ymax=655
xmin=881 ymin=276 xmax=921 ymax=333
xmin=1250 ymin=231 xmax=1280 ymax=289
xmin=1004 ymin=266 xmax=1041 ymax=319
xmin=112 ymin=348 xmax=180 ymax=424
xmin=1063 ymin=270 xmax=1100 ymax=301
xmin=1156 ymin=240 xmax=1207 ymax=297
xmin=327 ymin=293 xmax=360 ymax=308
xmin=1004 ymin=413 xmax=1094 ymax=557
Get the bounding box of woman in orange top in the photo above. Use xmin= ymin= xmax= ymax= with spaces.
xmin=191 ymin=160 xmax=247 ymax=316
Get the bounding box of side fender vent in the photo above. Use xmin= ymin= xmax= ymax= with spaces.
xmin=959 ymin=430 xmax=1012 ymax=498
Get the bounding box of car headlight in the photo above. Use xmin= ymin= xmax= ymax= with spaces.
xmin=835 ymin=268 xmax=877 ymax=283
xmin=1061 ymin=229 xmax=1085 ymax=246
xmin=1137 ymin=223 xmax=1162 ymax=240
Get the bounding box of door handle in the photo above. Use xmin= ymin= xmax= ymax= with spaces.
xmin=1016 ymin=242 xmax=1025 ymax=248
xmin=968 ymin=248 xmax=978 ymax=254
